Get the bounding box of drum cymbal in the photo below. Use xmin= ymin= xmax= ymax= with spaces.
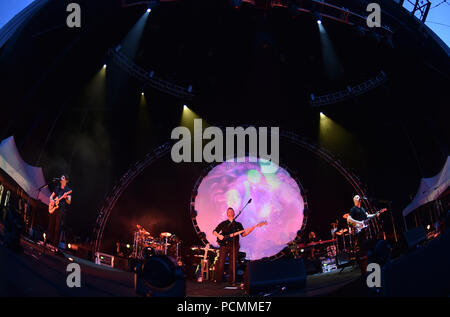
xmin=160 ymin=232 xmax=172 ymax=238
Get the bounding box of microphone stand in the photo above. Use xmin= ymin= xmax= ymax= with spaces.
xmin=228 ymin=199 xmax=251 ymax=286
xmin=35 ymin=183 xmax=50 ymax=255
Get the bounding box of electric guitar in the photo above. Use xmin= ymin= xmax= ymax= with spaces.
xmin=48 ymin=190 xmax=72 ymax=214
xmin=217 ymin=221 xmax=268 ymax=246
xmin=348 ymin=208 xmax=387 ymax=233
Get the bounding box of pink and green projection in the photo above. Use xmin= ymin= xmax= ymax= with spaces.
xmin=194 ymin=157 xmax=304 ymax=260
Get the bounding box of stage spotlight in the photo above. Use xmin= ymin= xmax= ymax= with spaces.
xmin=181 ymin=105 xmax=208 ymax=135
xmin=317 ymin=18 xmax=344 ymax=80
xmin=147 ymin=8 xmax=151 ymax=13
xmin=313 ymin=12 xmax=322 ymax=24
xmin=319 ymin=111 xmax=362 ymax=163
xmin=119 ymin=10 xmax=151 ymax=59
xmin=103 ymin=64 xmax=106 ymax=68
xmin=141 ymin=92 xmax=144 ymax=96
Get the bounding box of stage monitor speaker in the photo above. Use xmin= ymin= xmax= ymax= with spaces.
xmin=244 ymin=258 xmax=306 ymax=295
xmin=403 ymin=226 xmax=426 ymax=249
xmin=135 ymin=255 xmax=186 ymax=297
xmin=114 ymin=256 xmax=129 ymax=271
xmin=336 ymin=252 xmax=350 ymax=266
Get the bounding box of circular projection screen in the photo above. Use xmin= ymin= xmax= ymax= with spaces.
xmin=194 ymin=157 xmax=305 ymax=260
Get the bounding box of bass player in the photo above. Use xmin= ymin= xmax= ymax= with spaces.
xmin=213 ymin=207 xmax=265 ymax=286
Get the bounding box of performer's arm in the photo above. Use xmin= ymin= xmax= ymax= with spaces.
xmin=347 ymin=215 xmax=364 ymax=226
xmin=213 ymin=230 xmax=224 ymax=240
xmin=50 ymin=192 xmax=55 ymax=203
xmin=241 ymin=226 xmax=255 ymax=237
xmin=63 ymin=192 xmax=71 ymax=205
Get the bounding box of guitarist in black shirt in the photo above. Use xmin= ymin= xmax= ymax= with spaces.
xmin=213 ymin=207 xmax=257 ymax=285
xmin=47 ymin=175 xmax=72 ymax=248
xmin=347 ymin=195 xmax=385 ymax=275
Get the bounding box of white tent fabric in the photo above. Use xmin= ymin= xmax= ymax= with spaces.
xmin=402 ymin=156 xmax=450 ymax=217
xmin=0 ymin=136 xmax=50 ymax=205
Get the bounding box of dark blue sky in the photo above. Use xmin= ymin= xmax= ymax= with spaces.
xmin=0 ymin=1 xmax=449 ymax=47
xmin=0 ymin=0 xmax=34 ymax=27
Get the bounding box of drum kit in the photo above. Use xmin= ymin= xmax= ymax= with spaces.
xmin=132 ymin=224 xmax=181 ymax=263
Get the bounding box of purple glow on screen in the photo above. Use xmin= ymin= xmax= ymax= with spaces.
xmin=194 ymin=157 xmax=304 ymax=260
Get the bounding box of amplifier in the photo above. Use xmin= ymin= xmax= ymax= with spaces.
xmin=321 ymin=257 xmax=337 ymax=273
xmin=95 ymin=252 xmax=115 ymax=267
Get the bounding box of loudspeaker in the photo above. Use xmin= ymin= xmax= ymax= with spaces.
xmin=403 ymin=226 xmax=426 ymax=249
xmin=114 ymin=256 xmax=129 ymax=271
xmin=135 ymin=255 xmax=186 ymax=297
xmin=244 ymin=258 xmax=306 ymax=295
xmin=336 ymin=252 xmax=350 ymax=266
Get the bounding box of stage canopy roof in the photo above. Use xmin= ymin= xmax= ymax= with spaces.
xmin=403 ymin=156 xmax=450 ymax=217
xmin=0 ymin=136 xmax=50 ymax=205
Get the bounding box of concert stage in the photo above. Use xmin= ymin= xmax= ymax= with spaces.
xmin=0 ymin=238 xmax=361 ymax=297
xmin=186 ymin=268 xmax=361 ymax=297
xmin=0 ymin=0 xmax=449 ymax=304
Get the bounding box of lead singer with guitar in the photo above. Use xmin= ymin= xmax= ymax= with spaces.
xmin=347 ymin=195 xmax=385 ymax=275
xmin=213 ymin=207 xmax=256 ymax=286
xmin=47 ymin=175 xmax=72 ymax=248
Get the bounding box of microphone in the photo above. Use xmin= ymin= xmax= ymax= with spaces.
xmin=52 ymin=177 xmax=60 ymax=181
xmin=248 ymin=198 xmax=252 ymax=204
xmin=362 ymin=196 xmax=368 ymax=200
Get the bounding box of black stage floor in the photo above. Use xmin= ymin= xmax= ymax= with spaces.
xmin=0 ymin=238 xmax=361 ymax=297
